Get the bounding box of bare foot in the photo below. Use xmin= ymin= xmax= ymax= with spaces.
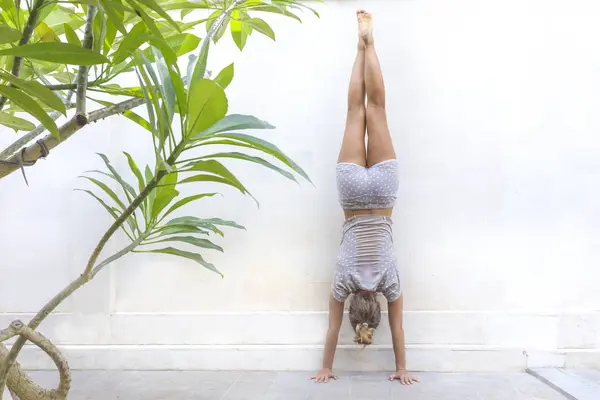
xmin=357 ymin=9 xmax=373 ymax=46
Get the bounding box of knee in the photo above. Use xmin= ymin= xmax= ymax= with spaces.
xmin=366 ymin=103 xmax=386 ymax=119
xmin=347 ymin=104 xmax=366 ymax=118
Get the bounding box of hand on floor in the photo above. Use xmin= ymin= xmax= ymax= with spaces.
xmin=310 ymin=368 xmax=338 ymax=383
xmin=389 ymin=369 xmax=419 ymax=385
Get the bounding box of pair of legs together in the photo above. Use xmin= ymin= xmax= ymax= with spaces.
xmin=338 ymin=10 xmax=396 ymax=221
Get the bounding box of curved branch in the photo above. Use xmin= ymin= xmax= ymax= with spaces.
xmin=1 ymin=320 xmax=71 ymax=400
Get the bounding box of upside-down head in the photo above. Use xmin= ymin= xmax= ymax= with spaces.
xmin=348 ymin=290 xmax=381 ymax=345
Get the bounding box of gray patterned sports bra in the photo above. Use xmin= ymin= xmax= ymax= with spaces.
xmin=336 ymin=160 xmax=399 ymax=210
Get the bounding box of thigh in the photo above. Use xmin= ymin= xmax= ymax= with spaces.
xmin=366 ymin=105 xmax=396 ymax=167
xmin=338 ymin=108 xmax=367 ymax=166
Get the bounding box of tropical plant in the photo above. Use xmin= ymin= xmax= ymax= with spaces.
xmin=0 ymin=1 xmax=320 ymax=399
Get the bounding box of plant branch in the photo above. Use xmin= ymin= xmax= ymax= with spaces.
xmin=0 ymin=90 xmax=75 ymax=160
xmin=0 ymin=342 xmax=55 ymax=400
xmin=91 ymin=232 xmax=149 ymax=278
xmin=46 ymin=80 xmax=103 ymax=91
xmin=0 ymin=0 xmax=47 ymax=112
xmin=0 ymin=97 xmax=144 ymax=180
xmin=0 ymin=321 xmax=70 ymax=399
xmin=75 ymin=6 xmax=98 ymax=120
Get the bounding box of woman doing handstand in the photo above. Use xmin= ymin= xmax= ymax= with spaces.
xmin=311 ymin=10 xmax=418 ymax=385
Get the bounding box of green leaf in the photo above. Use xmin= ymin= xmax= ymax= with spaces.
xmin=144 ymin=235 xmax=223 ymax=252
xmin=89 ymin=96 xmax=151 ymax=131
xmin=98 ymin=0 xmax=126 ymax=34
xmin=63 ymin=23 xmax=82 ymax=46
xmin=162 ymin=1 xmax=210 ymax=11
xmin=186 ymin=78 xmax=228 ymax=137
xmin=230 ymin=14 xmax=248 ymax=51
xmin=156 ymin=224 xmax=210 ymax=237
xmin=96 ymin=153 xmax=137 ymax=202
xmin=162 ymin=192 xmax=219 ymax=219
xmin=103 ymin=18 xmax=118 ymax=54
xmin=168 ymin=65 xmax=187 ymax=116
xmin=199 ymin=217 xmax=245 ymax=230
xmin=126 ymin=2 xmax=163 ymax=40
xmin=194 ymin=114 xmax=274 ymax=138
xmin=194 ymin=152 xmax=297 ymax=182
xmin=249 ymin=5 xmax=302 ymax=23
xmin=36 ymin=1 xmax=58 ymax=25
xmin=177 ymin=174 xmax=241 ymax=193
xmin=151 ymin=48 xmax=176 ymax=119
xmin=246 ymin=18 xmax=275 ymax=41
xmin=201 ymin=133 xmax=311 ymax=183
xmin=136 ymin=0 xmax=181 ymax=33
xmin=165 ymin=216 xmax=244 ymax=233
xmin=0 ymin=112 xmax=35 ymax=131
xmin=141 ymin=247 xmax=223 ymax=277
xmin=137 ymin=52 xmax=170 ymax=151
xmin=93 ymin=11 xmax=108 ymax=53
xmin=75 ymin=189 xmax=134 ymax=238
xmin=0 ymin=25 xmax=20 ymax=44
xmin=0 ymin=70 xmax=66 ymax=115
xmin=111 ymin=22 xmax=149 ymax=65
xmin=134 ymin=66 xmax=157 ymax=142
xmin=92 ymin=85 xmax=144 ymax=98
xmin=152 ymin=33 xmax=200 ymax=60
xmin=0 ymin=43 xmax=110 ymax=65
xmin=124 ymin=151 xmax=146 ymax=193
xmin=179 ymin=17 xmax=210 ymax=31
xmin=153 ymin=168 xmax=179 ymax=219
xmin=80 ymin=175 xmax=127 ymax=211
xmin=187 ymin=38 xmax=209 ymax=90
xmin=148 ymin=36 xmax=177 ymax=66
xmin=144 ymin=165 xmax=156 ymax=222
xmin=214 ymin=63 xmax=234 ymax=89
xmin=0 ymin=85 xmax=59 ymax=138
xmin=35 ymin=22 xmax=60 ymax=42
xmin=183 ymin=159 xmax=248 ymax=194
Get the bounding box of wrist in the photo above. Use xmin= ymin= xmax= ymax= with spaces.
xmin=395 ymin=367 xmax=406 ymax=372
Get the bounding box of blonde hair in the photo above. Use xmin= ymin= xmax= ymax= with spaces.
xmin=348 ymin=291 xmax=381 ymax=345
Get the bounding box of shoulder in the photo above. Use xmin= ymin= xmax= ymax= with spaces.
xmin=379 ymin=267 xmax=401 ymax=303
xmin=332 ymin=268 xmax=354 ymax=302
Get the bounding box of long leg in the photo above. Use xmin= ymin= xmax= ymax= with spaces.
xmin=337 ymin=17 xmax=367 ymax=166
xmin=360 ymin=12 xmax=396 ymax=167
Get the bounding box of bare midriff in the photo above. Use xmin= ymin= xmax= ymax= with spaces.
xmin=344 ymin=207 xmax=393 ymax=220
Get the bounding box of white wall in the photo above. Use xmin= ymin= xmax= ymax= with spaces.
xmin=1 ymin=0 xmax=599 ymax=371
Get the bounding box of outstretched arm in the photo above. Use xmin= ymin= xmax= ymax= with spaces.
xmin=388 ymin=296 xmax=419 ymax=384
xmin=311 ymin=294 xmax=344 ymax=383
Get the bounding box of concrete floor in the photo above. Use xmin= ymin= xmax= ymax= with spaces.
xmin=4 ymin=371 xmax=568 ymax=400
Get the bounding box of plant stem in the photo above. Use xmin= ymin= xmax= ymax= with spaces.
xmin=0 ymin=97 xmax=145 ymax=180
xmin=47 ymin=81 xmax=103 ymax=91
xmin=0 ymin=0 xmax=46 ymax=112
xmin=0 ymin=91 xmax=75 ymax=160
xmin=91 ymin=233 xmax=149 ymax=278
xmin=75 ymin=6 xmax=98 ymax=122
